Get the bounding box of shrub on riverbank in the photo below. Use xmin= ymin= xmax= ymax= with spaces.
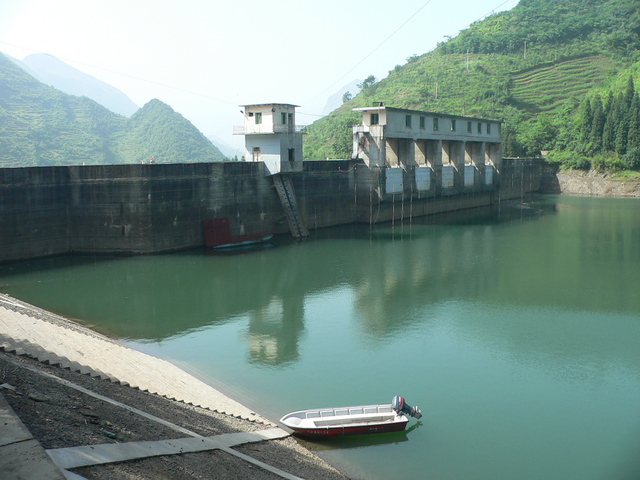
xmin=547 ymin=148 xmax=640 ymax=174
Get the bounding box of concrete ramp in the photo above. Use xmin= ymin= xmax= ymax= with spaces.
xmin=0 ymin=296 xmax=268 ymax=423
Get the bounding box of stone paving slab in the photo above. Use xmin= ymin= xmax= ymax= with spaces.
xmin=47 ymin=428 xmax=289 ymax=470
xmin=0 ymin=393 xmax=32 ymax=446
xmin=0 ymin=394 xmax=67 ymax=480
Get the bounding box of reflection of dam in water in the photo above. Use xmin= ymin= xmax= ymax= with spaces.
xmin=246 ymin=295 xmax=304 ymax=367
xmin=2 ymin=196 xmax=638 ymax=377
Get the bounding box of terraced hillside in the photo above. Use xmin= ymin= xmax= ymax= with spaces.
xmin=510 ymin=55 xmax=617 ymax=112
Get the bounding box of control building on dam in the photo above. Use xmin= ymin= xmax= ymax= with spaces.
xmin=350 ymin=105 xmax=504 ymax=223
xmin=0 ymin=104 xmax=543 ymax=263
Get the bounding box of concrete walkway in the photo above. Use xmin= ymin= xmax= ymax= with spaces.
xmin=0 ymin=295 xmax=266 ymax=422
xmin=47 ymin=428 xmax=290 ymax=470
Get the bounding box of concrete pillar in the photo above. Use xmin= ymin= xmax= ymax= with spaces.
xmin=477 ymin=142 xmax=486 ymax=186
xmin=464 ymin=141 xmax=485 ymax=188
xmin=444 ymin=141 xmax=465 ymax=189
xmin=414 ymin=140 xmax=426 ymax=166
xmin=386 ymin=138 xmax=399 ymax=167
xmin=486 ymin=142 xmax=502 ymax=171
xmin=441 ymin=141 xmax=451 ymax=166
xmin=398 ymin=138 xmax=414 ymax=168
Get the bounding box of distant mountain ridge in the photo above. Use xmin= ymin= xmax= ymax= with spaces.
xmin=19 ymin=53 xmax=139 ymax=117
xmin=0 ymin=52 xmax=226 ymax=167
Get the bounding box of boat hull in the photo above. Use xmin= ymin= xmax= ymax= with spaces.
xmin=280 ymin=403 xmax=410 ymax=438
xmin=212 ymin=235 xmax=273 ymax=250
xmin=287 ymin=419 xmax=408 ymax=438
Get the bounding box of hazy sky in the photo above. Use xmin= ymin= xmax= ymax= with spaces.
xmin=0 ymin=0 xmax=517 ymax=150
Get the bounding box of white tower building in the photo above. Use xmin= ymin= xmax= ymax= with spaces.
xmin=234 ymin=103 xmax=304 ymax=175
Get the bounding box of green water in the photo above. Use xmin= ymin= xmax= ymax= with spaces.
xmin=1 ymin=195 xmax=639 ymax=480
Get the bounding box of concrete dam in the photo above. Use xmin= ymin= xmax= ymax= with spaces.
xmin=0 ymin=157 xmax=543 ymax=263
xmin=1 ymin=103 xmax=545 ymax=263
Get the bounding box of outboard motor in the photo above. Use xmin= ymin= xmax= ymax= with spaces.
xmin=392 ymin=395 xmax=422 ymax=419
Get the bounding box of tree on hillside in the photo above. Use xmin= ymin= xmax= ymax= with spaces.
xmin=623 ymin=75 xmax=635 ymax=107
xmin=589 ymin=96 xmax=605 ymax=153
xmin=358 ymin=75 xmax=377 ymax=91
xmin=568 ymin=77 xmax=640 ymax=169
xmin=579 ymin=98 xmax=593 ymax=146
xmin=627 ymin=94 xmax=640 ymax=153
xmin=519 ymin=115 xmax=557 ymax=156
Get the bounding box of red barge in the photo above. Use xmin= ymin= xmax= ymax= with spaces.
xmin=203 ymin=217 xmax=272 ymax=249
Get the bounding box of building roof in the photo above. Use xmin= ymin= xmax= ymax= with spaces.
xmin=240 ymin=103 xmax=300 ymax=109
xmin=353 ymin=106 xmax=501 ymax=123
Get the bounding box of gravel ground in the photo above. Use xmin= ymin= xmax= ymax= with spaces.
xmin=0 ymin=351 xmax=348 ymax=479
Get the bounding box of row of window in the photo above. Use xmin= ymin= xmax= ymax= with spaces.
xmin=370 ymin=113 xmax=491 ymax=134
xmin=405 ymin=115 xmax=492 ymax=134
xmin=250 ymin=112 xmax=291 ymax=125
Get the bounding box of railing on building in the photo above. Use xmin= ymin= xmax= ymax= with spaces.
xmin=233 ymin=124 xmax=306 ymax=135
xmin=353 ymin=125 xmax=384 ymax=135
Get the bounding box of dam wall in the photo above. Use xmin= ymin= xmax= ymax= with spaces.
xmin=0 ymin=159 xmax=542 ymax=263
xmin=500 ymin=158 xmax=545 ymax=200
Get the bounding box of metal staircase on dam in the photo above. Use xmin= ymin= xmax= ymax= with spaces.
xmin=272 ymin=174 xmax=309 ymax=239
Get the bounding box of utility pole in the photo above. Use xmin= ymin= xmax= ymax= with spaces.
xmin=435 ymin=82 xmax=438 ymax=100
xmin=524 ymin=41 xmax=527 ymax=59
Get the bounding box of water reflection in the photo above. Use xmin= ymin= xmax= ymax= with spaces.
xmin=299 ymin=421 xmax=423 ymax=452
xmin=245 ymin=294 xmax=304 ymax=367
xmin=1 ymin=196 xmax=639 ymax=376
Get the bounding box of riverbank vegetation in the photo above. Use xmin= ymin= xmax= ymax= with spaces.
xmin=304 ymin=0 xmax=640 ymax=175
xmin=547 ymin=76 xmax=640 ymax=172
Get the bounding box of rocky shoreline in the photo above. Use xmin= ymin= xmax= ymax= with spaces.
xmin=540 ymin=167 xmax=640 ymax=197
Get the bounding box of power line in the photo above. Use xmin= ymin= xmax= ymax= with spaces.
xmin=302 ymin=0 xmax=518 ymax=116
xmin=478 ymin=0 xmax=514 ymax=21
xmin=302 ymin=0 xmax=434 ymax=107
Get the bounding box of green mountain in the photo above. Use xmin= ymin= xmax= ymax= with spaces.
xmin=304 ymin=0 xmax=640 ymax=167
xmin=0 ymin=53 xmax=226 ymax=167
xmin=116 ymin=99 xmax=225 ymax=164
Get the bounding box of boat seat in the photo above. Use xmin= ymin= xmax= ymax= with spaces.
xmin=286 ymin=416 xmax=302 ymax=426
xmin=313 ymin=413 xmax=396 ymax=427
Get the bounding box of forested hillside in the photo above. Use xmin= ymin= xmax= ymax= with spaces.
xmin=0 ymin=53 xmax=226 ymax=167
xmin=305 ymin=0 xmax=640 ymax=172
